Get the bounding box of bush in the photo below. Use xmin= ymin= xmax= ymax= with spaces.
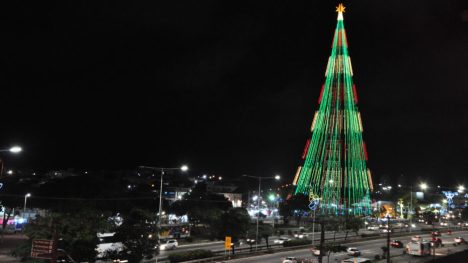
xmin=287 ymin=230 xmax=293 ymax=236
xmin=185 ymin=236 xmax=194 ymax=242
xmin=283 ymin=239 xmax=311 ymax=247
xmin=168 ymin=249 xmax=213 ymax=263
xmin=300 ymin=228 xmax=305 ymax=233
xmin=279 ymin=230 xmax=285 ymax=235
xmin=374 ymin=255 xmax=380 ymax=260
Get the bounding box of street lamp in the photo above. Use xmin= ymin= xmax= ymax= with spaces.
xmin=420 ymin=183 xmax=428 ymax=191
xmin=0 ymin=145 xmax=22 ymax=178
xmin=139 ymin=165 xmax=189 ymax=237
xmin=24 ymin=193 xmax=31 ymax=219
xmin=243 ymin=174 xmax=280 ymax=251
xmin=458 ymin=185 xmax=465 ymax=193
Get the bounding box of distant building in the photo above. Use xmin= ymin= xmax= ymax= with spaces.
xmin=206 ymin=181 xmax=243 ymax=208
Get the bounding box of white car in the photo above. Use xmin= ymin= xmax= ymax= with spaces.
xmin=366 ymin=225 xmax=379 ymax=231
xmin=282 ymin=257 xmax=297 ymax=263
xmin=341 ymin=257 xmax=372 ymax=263
xmin=454 ymin=237 xmax=466 ymax=244
xmin=274 ymin=237 xmax=291 ymax=244
xmin=294 ymin=233 xmax=309 ymax=239
xmin=159 ymin=239 xmax=178 ymax=250
xmin=346 ymin=247 xmax=361 ymax=256
xmin=311 ymin=247 xmax=321 ymax=256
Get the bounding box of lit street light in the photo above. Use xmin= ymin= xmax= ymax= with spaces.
xmin=458 ymin=185 xmax=465 ymax=193
xmin=243 ymin=174 xmax=281 ymax=251
xmin=420 ymin=183 xmax=428 ymax=191
xmin=0 ymin=145 xmax=22 ymax=178
xmin=139 ymin=165 xmax=189 ymax=238
xmin=24 ymin=193 xmax=31 ymax=219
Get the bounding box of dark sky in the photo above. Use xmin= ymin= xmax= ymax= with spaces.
xmin=1 ymin=1 xmax=467 ymax=185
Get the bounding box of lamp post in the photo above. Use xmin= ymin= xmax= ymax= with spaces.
xmin=24 ymin=193 xmax=31 ymax=219
xmin=243 ymin=174 xmax=280 ymax=251
xmin=0 ymin=146 xmax=22 ymax=178
xmin=386 ymin=215 xmax=390 ymax=263
xmin=139 ymin=165 xmax=189 ymax=238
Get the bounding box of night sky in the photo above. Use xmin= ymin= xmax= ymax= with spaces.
xmin=1 ymin=1 xmax=467 ymax=185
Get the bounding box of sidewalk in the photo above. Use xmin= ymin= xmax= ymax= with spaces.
xmin=0 ymin=233 xmax=27 ymax=263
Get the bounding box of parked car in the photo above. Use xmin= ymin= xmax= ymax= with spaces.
xmin=440 ymin=222 xmax=448 ymax=226
xmin=274 ymin=237 xmax=291 ymax=244
xmin=346 ymin=247 xmax=361 ymax=256
xmin=390 ymin=240 xmax=403 ymax=248
xmin=454 ymin=237 xmax=466 ymax=244
xmin=366 ymin=225 xmax=379 ymax=231
xmin=431 ymin=230 xmax=441 ymax=236
xmin=159 ymin=239 xmax=178 ymax=250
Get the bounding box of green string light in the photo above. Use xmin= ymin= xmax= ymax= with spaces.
xmin=294 ymin=7 xmax=372 ymax=215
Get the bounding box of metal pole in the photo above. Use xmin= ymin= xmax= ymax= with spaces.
xmin=387 ymin=216 xmax=390 ymax=263
xmin=410 ymin=185 xmax=413 ymax=233
xmin=312 ymin=209 xmax=316 ymax=246
xmin=23 ymin=196 xmax=27 ymax=214
xmin=256 ymin=177 xmax=261 ymax=251
xmin=158 ymin=169 xmax=164 ymax=239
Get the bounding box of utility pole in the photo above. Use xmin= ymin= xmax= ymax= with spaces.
xmin=318 ymin=219 xmax=325 ymax=263
xmin=386 ymin=215 xmax=390 ymax=263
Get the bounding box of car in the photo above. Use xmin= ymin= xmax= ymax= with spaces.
xmin=366 ymin=225 xmax=379 ymax=231
xmin=274 ymin=237 xmax=291 ymax=244
xmin=454 ymin=237 xmax=466 ymax=244
xmin=159 ymin=239 xmax=178 ymax=250
xmin=390 ymin=240 xmax=403 ymax=248
xmin=346 ymin=247 xmax=361 ymax=256
xmin=311 ymin=247 xmax=321 ymax=256
xmin=431 ymin=237 xmax=443 ymax=248
xmin=282 ymin=257 xmax=297 ymax=263
xmin=341 ymin=257 xmax=372 ymax=263
xmin=381 ymin=228 xmax=392 ymax=233
xmin=411 ymin=235 xmax=422 ymax=242
xmin=431 ymin=230 xmax=441 ymax=236
xmin=440 ymin=222 xmax=448 ymax=226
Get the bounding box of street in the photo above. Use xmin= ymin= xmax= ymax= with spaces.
xmin=225 ymin=230 xmax=468 ymax=263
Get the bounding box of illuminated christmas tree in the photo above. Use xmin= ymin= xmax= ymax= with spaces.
xmin=292 ymin=4 xmax=373 ymax=215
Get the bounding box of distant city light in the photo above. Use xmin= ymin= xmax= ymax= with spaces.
xmin=252 ymin=195 xmax=258 ymax=201
xmin=268 ymin=194 xmax=275 ymax=202
xmin=274 ymin=175 xmax=281 ymax=180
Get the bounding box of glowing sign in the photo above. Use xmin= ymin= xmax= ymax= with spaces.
xmin=308 ymin=193 xmax=320 ymax=211
xmin=442 ymin=191 xmax=458 ymax=207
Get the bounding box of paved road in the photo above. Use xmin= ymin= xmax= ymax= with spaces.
xmin=157 ymin=230 xmax=363 ymax=258
xmin=157 ymin=225 xmax=425 ymax=258
xmin=225 ymin=230 xmax=468 ymax=263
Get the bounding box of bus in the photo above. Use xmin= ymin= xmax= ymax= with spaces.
xmin=406 ymin=241 xmax=431 ymax=256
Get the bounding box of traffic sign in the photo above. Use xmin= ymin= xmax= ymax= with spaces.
xmin=31 ymin=239 xmax=55 ymax=259
xmin=225 ymin=236 xmax=231 ymax=249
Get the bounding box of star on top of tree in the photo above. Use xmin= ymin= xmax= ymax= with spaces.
xmin=336 ymin=3 xmax=346 ymax=13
